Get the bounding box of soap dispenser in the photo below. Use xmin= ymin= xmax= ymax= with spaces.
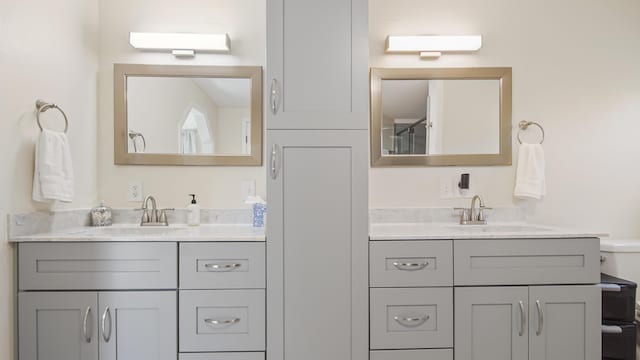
xmin=187 ymin=194 xmax=201 ymax=226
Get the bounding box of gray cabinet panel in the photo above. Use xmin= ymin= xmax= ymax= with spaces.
xmin=454 ymin=287 xmax=528 ymax=360
xmin=370 ymin=287 xmax=453 ymax=349
xmin=266 ymin=0 xmax=368 ymax=129
xmin=179 ymin=353 xmax=265 ymax=360
xmin=370 ymin=349 xmax=453 ymax=360
xmin=454 ymin=238 xmax=600 ymax=286
xmin=529 ymin=285 xmax=601 ymax=360
xmin=19 ymin=242 xmax=177 ymax=290
xmin=370 ymin=240 xmax=453 ymax=287
xmin=98 ymin=291 xmax=176 ymax=360
xmin=267 ymin=130 xmax=369 ymax=360
xmin=180 ymin=242 xmax=265 ymax=289
xmin=179 ymin=289 xmax=265 ymax=352
xmin=19 ymin=292 xmax=98 ymax=360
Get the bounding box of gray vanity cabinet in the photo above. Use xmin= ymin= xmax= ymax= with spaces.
xmin=98 ymin=291 xmax=177 ymax=360
xmin=266 ymin=0 xmax=368 ymax=130
xmin=455 ymin=285 xmax=601 ymax=360
xmin=19 ymin=292 xmax=99 ymax=360
xmin=267 ymin=130 xmax=369 ymax=360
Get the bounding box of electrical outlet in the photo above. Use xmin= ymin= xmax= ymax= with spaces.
xmin=241 ymin=180 xmax=256 ymax=200
xmin=128 ymin=181 xmax=143 ymax=202
xmin=441 ymin=175 xmax=475 ymax=199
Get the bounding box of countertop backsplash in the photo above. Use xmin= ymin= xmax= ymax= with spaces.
xmin=369 ymin=207 xmax=526 ymax=224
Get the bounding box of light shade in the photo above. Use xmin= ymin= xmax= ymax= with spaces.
xmin=129 ymin=32 xmax=231 ymax=53
xmin=386 ymin=35 xmax=482 ymax=53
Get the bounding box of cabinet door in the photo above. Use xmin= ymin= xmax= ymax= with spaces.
xmin=267 ymin=130 xmax=368 ymax=360
xmin=455 ymin=287 xmax=528 ymax=360
xmin=529 ymin=285 xmax=601 ymax=360
xmin=19 ymin=292 xmax=98 ymax=360
xmin=98 ymin=291 xmax=176 ymax=360
xmin=266 ymin=0 xmax=368 ymax=129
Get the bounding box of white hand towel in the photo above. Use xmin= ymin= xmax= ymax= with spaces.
xmin=32 ymin=129 xmax=74 ymax=203
xmin=514 ymin=143 xmax=546 ymax=200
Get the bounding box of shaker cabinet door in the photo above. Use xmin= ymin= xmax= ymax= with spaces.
xmin=267 ymin=130 xmax=369 ymax=360
xmin=529 ymin=285 xmax=601 ymax=360
xmin=454 ymin=287 xmax=529 ymax=360
xmin=98 ymin=291 xmax=177 ymax=360
xmin=19 ymin=292 xmax=99 ymax=360
xmin=266 ymin=0 xmax=368 ymax=129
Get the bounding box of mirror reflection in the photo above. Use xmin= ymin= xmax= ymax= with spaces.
xmin=370 ymin=67 xmax=512 ymax=167
xmin=127 ymin=77 xmax=252 ymax=156
xmin=381 ymin=79 xmax=500 ymax=156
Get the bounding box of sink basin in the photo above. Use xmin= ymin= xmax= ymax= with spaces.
xmin=79 ymin=226 xmax=185 ymax=236
xmin=444 ymin=225 xmax=551 ymax=233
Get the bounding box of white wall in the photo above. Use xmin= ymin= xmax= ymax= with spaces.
xmin=0 ymin=0 xmax=99 ymax=357
xmin=369 ymin=0 xmax=640 ymax=237
xmin=98 ymin=0 xmax=266 ymax=209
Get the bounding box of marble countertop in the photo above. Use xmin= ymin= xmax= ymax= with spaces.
xmin=369 ymin=222 xmax=607 ymax=240
xmin=9 ymin=224 xmax=265 ymax=243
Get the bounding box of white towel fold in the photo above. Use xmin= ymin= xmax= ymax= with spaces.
xmin=514 ymin=143 xmax=545 ymax=200
xmin=32 ymin=129 xmax=74 ymax=203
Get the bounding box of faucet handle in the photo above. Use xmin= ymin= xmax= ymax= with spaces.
xmin=478 ymin=206 xmax=493 ymax=221
xmin=159 ymin=208 xmax=175 ymax=226
xmin=453 ymin=207 xmax=470 ymax=222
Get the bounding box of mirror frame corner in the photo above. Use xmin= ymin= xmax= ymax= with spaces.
xmin=369 ymin=67 xmax=512 ymax=167
xmin=113 ymin=63 xmax=263 ymax=166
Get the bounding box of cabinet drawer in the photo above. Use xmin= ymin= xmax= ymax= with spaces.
xmin=179 ymin=289 xmax=265 ymax=352
xmin=179 ymin=353 xmax=264 ymax=360
xmin=370 ymin=288 xmax=453 ymax=349
xmin=454 ymin=238 xmax=600 ymax=286
xmin=370 ymin=241 xmax=452 ymax=287
xmin=18 ymin=242 xmax=177 ymax=290
xmin=180 ymin=243 xmax=265 ymax=289
xmin=370 ymin=349 xmax=452 ymax=360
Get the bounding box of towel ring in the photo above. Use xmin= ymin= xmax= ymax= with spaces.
xmin=36 ymin=99 xmax=69 ymax=133
xmin=517 ymin=120 xmax=544 ymax=144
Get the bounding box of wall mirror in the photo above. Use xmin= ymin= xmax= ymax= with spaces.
xmin=114 ymin=64 xmax=262 ymax=166
xmin=370 ymin=67 xmax=512 ymax=166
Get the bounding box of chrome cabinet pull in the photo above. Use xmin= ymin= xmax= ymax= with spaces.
xmin=518 ymin=301 xmax=526 ymax=336
xmin=82 ymin=306 xmax=92 ymax=343
xmin=602 ymin=325 xmax=623 ymax=334
xmin=204 ymin=263 xmax=242 ymax=270
xmin=393 ymin=315 xmax=429 ymax=327
xmin=535 ymin=300 xmax=543 ymax=336
xmin=204 ymin=318 xmax=240 ymax=326
xmin=392 ymin=261 xmax=429 ymax=271
xmin=270 ymin=79 xmax=281 ymax=115
xmin=101 ymin=306 xmax=112 ymax=343
xmin=270 ymin=144 xmax=280 ymax=179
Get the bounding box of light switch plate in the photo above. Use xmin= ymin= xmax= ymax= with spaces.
xmin=128 ymin=181 xmax=144 ymax=202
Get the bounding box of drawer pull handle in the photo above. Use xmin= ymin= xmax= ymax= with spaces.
xmin=82 ymin=306 xmax=92 ymax=343
xmin=602 ymin=325 xmax=623 ymax=334
xmin=518 ymin=301 xmax=526 ymax=336
xmin=535 ymin=300 xmax=543 ymax=336
xmin=393 ymin=315 xmax=429 ymax=327
xmin=204 ymin=263 xmax=242 ymax=270
xmin=101 ymin=306 xmax=112 ymax=343
xmin=204 ymin=318 xmax=241 ymax=326
xmin=392 ymin=261 xmax=429 ymax=271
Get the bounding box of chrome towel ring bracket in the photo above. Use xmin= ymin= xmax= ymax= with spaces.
xmin=517 ymin=120 xmax=544 ymax=144
xmin=36 ymin=99 xmax=69 ymax=133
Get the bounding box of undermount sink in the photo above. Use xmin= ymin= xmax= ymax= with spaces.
xmin=444 ymin=225 xmax=552 ymax=233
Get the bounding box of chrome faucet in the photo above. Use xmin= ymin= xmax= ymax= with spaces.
xmin=455 ymin=195 xmax=492 ymax=225
xmin=139 ymin=195 xmax=173 ymax=226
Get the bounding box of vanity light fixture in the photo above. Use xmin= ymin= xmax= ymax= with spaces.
xmin=129 ymin=32 xmax=231 ymax=57
xmin=385 ymin=35 xmax=482 ymax=59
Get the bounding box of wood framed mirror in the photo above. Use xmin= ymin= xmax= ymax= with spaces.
xmin=370 ymin=67 xmax=512 ymax=166
xmin=114 ymin=64 xmax=262 ymax=166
